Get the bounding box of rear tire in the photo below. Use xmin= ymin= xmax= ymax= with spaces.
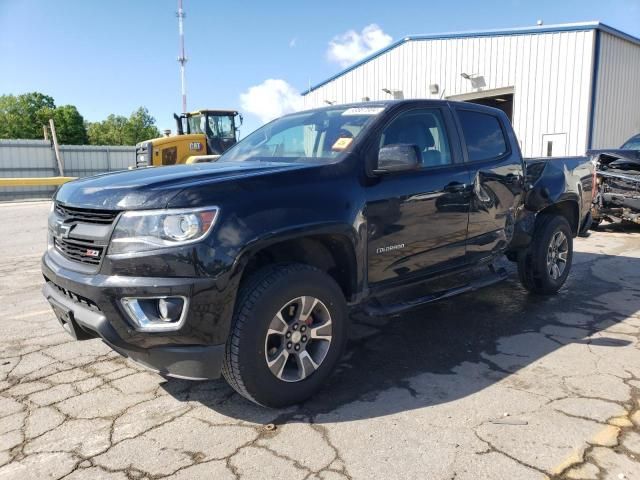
xmin=222 ymin=263 xmax=348 ymax=408
xmin=517 ymin=214 xmax=573 ymax=295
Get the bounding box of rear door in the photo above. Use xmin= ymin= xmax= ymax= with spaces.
xmin=451 ymin=105 xmax=524 ymax=264
xmin=365 ymin=105 xmax=472 ymax=286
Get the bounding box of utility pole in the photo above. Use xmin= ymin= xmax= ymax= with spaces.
xmin=49 ymin=119 xmax=64 ymax=176
xmin=177 ymin=0 xmax=187 ymax=113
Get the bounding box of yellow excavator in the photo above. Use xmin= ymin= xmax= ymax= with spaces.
xmin=135 ymin=109 xmax=242 ymax=168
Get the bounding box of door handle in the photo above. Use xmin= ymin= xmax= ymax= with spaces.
xmin=444 ymin=182 xmax=467 ymax=193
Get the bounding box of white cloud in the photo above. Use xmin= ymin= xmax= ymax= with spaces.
xmin=239 ymin=79 xmax=303 ymax=123
xmin=327 ymin=24 xmax=392 ymax=68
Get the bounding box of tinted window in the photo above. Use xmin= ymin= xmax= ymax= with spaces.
xmin=457 ymin=110 xmax=508 ymax=162
xmin=380 ymin=109 xmax=452 ymax=167
xmin=621 ymin=134 xmax=640 ymax=150
xmin=220 ymin=106 xmax=380 ymax=163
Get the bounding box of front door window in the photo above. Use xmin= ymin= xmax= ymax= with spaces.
xmin=380 ymin=109 xmax=453 ymax=167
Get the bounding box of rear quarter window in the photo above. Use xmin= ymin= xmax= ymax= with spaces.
xmin=457 ymin=110 xmax=508 ymax=162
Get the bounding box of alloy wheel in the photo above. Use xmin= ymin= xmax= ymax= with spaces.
xmin=264 ymin=296 xmax=333 ymax=382
xmin=546 ymin=230 xmax=569 ymax=280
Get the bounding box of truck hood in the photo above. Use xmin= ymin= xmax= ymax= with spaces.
xmin=589 ymin=149 xmax=640 ymax=171
xmin=55 ymin=161 xmax=312 ymax=210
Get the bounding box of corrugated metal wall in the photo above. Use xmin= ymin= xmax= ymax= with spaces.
xmin=304 ymin=30 xmax=596 ymax=157
xmin=591 ymin=32 xmax=640 ymax=149
xmin=0 ymin=140 xmax=135 ymax=201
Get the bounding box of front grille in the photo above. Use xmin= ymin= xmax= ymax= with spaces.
xmin=54 ymin=238 xmax=104 ymax=266
xmin=52 ymin=203 xmax=117 ymax=266
xmin=46 ymin=278 xmax=100 ymax=311
xmin=55 ymin=203 xmax=119 ymax=225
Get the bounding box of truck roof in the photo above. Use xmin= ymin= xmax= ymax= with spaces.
xmin=188 ymin=109 xmax=239 ymax=116
xmin=290 ymin=99 xmax=500 ymax=116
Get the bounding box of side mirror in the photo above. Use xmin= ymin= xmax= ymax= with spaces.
xmin=374 ymin=144 xmax=420 ymax=174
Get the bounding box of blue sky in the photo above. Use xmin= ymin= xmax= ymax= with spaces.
xmin=1 ymin=0 xmax=639 ymax=136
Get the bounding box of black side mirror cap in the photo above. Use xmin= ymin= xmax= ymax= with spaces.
xmin=374 ymin=144 xmax=420 ymax=175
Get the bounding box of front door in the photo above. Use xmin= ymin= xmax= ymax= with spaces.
xmin=366 ymin=107 xmax=471 ymax=286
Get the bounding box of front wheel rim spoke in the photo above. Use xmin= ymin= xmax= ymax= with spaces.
xmin=267 ymin=349 xmax=289 ymax=379
xmin=296 ymin=351 xmax=319 ymax=380
xmin=310 ymin=321 xmax=332 ymax=341
xmin=297 ymin=296 xmax=319 ymax=322
xmin=267 ymin=312 xmax=288 ymax=337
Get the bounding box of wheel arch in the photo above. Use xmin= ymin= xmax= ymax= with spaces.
xmin=536 ymin=199 xmax=580 ymax=236
xmin=233 ymin=227 xmax=361 ymax=303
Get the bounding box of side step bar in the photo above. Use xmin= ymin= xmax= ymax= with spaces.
xmin=362 ymin=266 xmax=509 ymax=317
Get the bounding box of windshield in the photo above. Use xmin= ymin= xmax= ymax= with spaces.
xmin=219 ymin=106 xmax=385 ymax=163
xmin=209 ymin=115 xmax=235 ymax=139
xmin=187 ymin=114 xmax=206 ymax=135
xmin=621 ymin=134 xmax=640 ymax=150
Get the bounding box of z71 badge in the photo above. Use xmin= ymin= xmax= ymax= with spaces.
xmin=189 ymin=142 xmax=203 ymax=151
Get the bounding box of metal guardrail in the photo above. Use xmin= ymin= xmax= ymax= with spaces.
xmin=0 ymin=140 xmax=135 ymax=201
xmin=0 ymin=177 xmax=76 ymax=187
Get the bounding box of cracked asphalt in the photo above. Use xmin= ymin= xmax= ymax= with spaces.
xmin=1 ymin=201 xmax=640 ymax=480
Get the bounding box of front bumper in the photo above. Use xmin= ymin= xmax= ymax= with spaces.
xmin=41 ymin=251 xmax=235 ymax=380
xmin=43 ymin=281 xmax=224 ymax=378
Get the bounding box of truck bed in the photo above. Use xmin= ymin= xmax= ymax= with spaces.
xmin=523 ymin=156 xmax=594 ymax=219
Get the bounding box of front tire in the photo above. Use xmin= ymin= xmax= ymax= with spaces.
xmin=517 ymin=214 xmax=573 ymax=294
xmin=222 ymin=263 xmax=348 ymax=408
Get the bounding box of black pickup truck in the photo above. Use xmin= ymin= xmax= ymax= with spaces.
xmin=42 ymin=100 xmax=594 ymax=407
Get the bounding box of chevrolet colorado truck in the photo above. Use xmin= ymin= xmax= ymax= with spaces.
xmin=590 ymin=133 xmax=640 ymax=226
xmin=42 ymin=100 xmax=594 ymax=407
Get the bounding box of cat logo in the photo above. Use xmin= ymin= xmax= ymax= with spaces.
xmin=189 ymin=142 xmax=203 ymax=151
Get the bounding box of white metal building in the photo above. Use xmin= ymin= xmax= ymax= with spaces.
xmin=302 ymin=22 xmax=640 ymax=157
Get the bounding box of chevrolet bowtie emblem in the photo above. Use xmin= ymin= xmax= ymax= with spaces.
xmin=56 ymin=222 xmax=72 ymax=239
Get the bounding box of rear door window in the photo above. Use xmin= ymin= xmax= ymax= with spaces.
xmin=457 ymin=110 xmax=508 ymax=162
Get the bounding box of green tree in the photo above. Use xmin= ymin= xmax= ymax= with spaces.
xmin=0 ymin=92 xmax=55 ymax=139
xmin=124 ymin=107 xmax=160 ymax=145
xmin=0 ymin=92 xmax=88 ymax=144
xmin=48 ymin=105 xmax=88 ymax=145
xmin=87 ymin=114 xmax=129 ymax=145
xmin=0 ymin=93 xmax=159 ymax=146
xmin=87 ymin=107 xmax=160 ymax=146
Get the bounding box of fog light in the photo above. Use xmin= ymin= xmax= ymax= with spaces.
xmin=158 ymin=298 xmax=183 ymax=321
xmin=121 ymin=296 xmax=188 ymax=332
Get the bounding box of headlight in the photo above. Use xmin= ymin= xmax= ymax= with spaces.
xmin=108 ymin=207 xmax=219 ymax=255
